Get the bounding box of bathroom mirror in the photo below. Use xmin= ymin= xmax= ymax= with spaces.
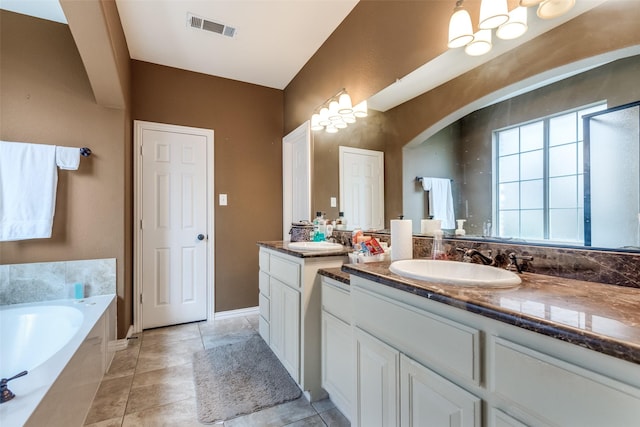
xmin=402 ymin=54 xmax=640 ymax=251
xmin=310 ymin=3 xmax=640 ymax=253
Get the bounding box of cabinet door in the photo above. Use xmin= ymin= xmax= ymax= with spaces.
xmin=322 ymin=311 xmax=353 ymax=420
xmin=400 ymin=354 xmax=481 ymax=427
xmin=270 ymin=278 xmax=285 ymax=360
xmin=270 ymin=278 xmax=300 ymax=383
xmin=354 ymin=327 xmax=399 ymax=427
xmin=281 ymin=280 xmax=300 ymax=383
xmin=488 ymin=408 xmax=528 ymax=427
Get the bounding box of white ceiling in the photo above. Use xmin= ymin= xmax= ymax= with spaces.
xmin=1 ymin=0 xmax=359 ymax=90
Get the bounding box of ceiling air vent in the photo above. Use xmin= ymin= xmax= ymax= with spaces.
xmin=187 ymin=13 xmax=236 ymax=38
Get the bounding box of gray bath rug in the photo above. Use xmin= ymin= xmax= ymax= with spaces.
xmin=192 ymin=333 xmax=302 ymax=424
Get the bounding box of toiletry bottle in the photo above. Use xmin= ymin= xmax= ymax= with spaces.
xmin=314 ymin=212 xmax=326 ymax=241
xmin=312 ymin=211 xmax=322 ymax=240
xmin=431 ymin=230 xmax=447 ymax=260
xmin=483 ymin=220 xmax=492 ymax=237
xmin=455 ymin=219 xmax=466 ymax=236
xmin=336 ymin=211 xmax=346 ymax=230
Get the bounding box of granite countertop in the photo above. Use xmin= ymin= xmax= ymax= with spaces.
xmin=318 ymin=267 xmax=350 ymax=284
xmin=342 ymin=262 xmax=640 ymax=365
xmin=257 ymin=241 xmax=351 ymax=258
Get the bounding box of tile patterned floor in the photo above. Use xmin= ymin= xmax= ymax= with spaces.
xmin=84 ymin=314 xmax=350 ymax=427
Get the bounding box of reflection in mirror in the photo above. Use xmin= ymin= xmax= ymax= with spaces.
xmin=585 ymin=101 xmax=640 ymax=249
xmin=403 ymin=54 xmax=640 ymax=251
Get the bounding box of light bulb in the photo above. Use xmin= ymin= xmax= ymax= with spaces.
xmin=310 ymin=113 xmax=324 ymax=131
xmin=353 ymin=100 xmax=368 ymax=118
xmin=465 ymin=29 xmax=492 ymax=56
xmin=479 ymin=0 xmax=509 ymax=30
xmin=448 ymin=6 xmax=474 ymax=48
xmin=338 ymin=93 xmax=353 ymax=114
xmin=328 ymin=100 xmax=341 ymax=122
xmin=325 ymin=124 xmax=338 ymax=134
xmin=496 ymin=6 xmax=528 ymax=40
xmin=537 ymin=0 xmax=575 ymax=19
xmin=318 ymin=107 xmax=330 ymax=126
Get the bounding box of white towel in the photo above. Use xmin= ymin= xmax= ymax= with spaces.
xmin=55 ymin=146 xmax=80 ymax=170
xmin=0 ymin=141 xmax=58 ymax=241
xmin=421 ymin=177 xmax=455 ymax=229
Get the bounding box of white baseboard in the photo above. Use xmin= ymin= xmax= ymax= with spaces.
xmin=213 ymin=306 xmax=259 ymax=320
xmin=111 ymin=324 xmax=135 ymax=351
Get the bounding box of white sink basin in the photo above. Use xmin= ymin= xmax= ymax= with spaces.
xmin=287 ymin=241 xmax=344 ymax=252
xmin=389 ymin=259 xmax=521 ymax=288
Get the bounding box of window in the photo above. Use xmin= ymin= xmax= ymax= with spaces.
xmin=494 ymin=103 xmax=606 ymax=243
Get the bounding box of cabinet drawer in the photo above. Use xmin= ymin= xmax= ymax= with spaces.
xmin=491 ymin=337 xmax=640 ymax=426
xmin=269 ymin=255 xmax=300 ymax=289
xmin=259 ymin=249 xmax=270 ymax=271
xmin=259 ymin=271 xmax=270 ymax=296
xmin=259 ymin=292 xmax=270 ymax=321
xmin=353 ymin=287 xmax=480 ymax=384
xmin=322 ymin=279 xmax=351 ymax=324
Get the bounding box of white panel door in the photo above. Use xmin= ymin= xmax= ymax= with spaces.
xmin=270 ymin=278 xmax=300 ymax=382
xmin=354 ymin=327 xmax=399 ymax=427
xmin=400 ymin=354 xmax=481 ymax=427
xmin=139 ymin=125 xmax=210 ymax=329
xmin=283 ymin=122 xmax=311 ymax=240
xmin=340 ymin=146 xmax=384 ymax=230
xmin=322 ymin=311 xmax=353 ymax=421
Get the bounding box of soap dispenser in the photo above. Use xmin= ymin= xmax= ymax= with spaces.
xmin=431 ymin=230 xmax=447 ymax=260
xmin=336 ymin=212 xmax=347 ymax=230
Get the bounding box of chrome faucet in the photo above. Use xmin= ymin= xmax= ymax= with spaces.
xmin=456 ymin=247 xmax=495 ymax=266
xmin=508 ymin=252 xmax=534 ymax=273
xmin=0 ymin=371 xmax=28 ymax=404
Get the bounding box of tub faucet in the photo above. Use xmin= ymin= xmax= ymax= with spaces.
xmin=1 ymin=370 xmax=28 ymax=404
xmin=456 ymin=247 xmax=495 ymax=266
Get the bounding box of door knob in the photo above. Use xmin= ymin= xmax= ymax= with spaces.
xmin=197 ymin=234 xmax=205 ymax=241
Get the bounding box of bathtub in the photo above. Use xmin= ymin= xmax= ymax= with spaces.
xmin=0 ymin=295 xmax=116 ymax=427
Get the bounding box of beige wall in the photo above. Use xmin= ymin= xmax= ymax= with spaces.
xmin=0 ymin=10 xmax=132 ymax=336
xmin=131 ymin=60 xmax=284 ymax=312
xmin=1 ymin=9 xmax=283 ymax=331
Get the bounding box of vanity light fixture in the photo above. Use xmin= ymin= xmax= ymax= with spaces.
xmin=448 ymin=0 xmax=574 ymax=56
xmin=310 ymin=89 xmax=367 ymax=133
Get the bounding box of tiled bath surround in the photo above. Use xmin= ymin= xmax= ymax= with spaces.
xmin=0 ymin=258 xmax=116 ymax=305
xmin=332 ymin=230 xmax=640 ymax=289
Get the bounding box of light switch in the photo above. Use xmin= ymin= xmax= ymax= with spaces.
xmin=219 ymin=194 xmax=228 ymax=206
xmin=330 ymin=197 xmax=337 ymax=207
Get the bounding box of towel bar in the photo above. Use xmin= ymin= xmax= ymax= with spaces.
xmin=80 ymin=147 xmax=92 ymax=157
xmin=416 ymin=176 xmax=453 ymax=182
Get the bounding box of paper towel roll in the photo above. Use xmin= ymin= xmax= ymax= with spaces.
xmin=391 ymin=219 xmax=413 ymax=261
xmin=421 ymin=219 xmax=442 ymax=235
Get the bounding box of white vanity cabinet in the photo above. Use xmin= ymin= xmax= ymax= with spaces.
xmin=321 ymin=276 xmax=353 ymax=421
xmin=258 ymin=246 xmax=346 ymax=400
xmin=350 ymin=274 xmax=640 ymax=427
xmin=353 ymin=325 xmax=481 ymax=427
xmin=352 ymin=285 xmax=481 ymax=427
